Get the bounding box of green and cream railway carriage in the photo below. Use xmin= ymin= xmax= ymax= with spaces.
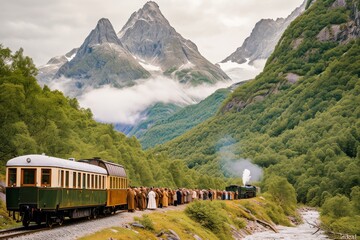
xmin=6 ymin=154 xmax=128 ymax=227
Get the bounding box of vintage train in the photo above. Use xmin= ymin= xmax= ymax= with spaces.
xmin=5 ymin=154 xmax=259 ymax=227
xmin=5 ymin=154 xmax=128 ymax=227
xmin=225 ymin=184 xmax=257 ymax=199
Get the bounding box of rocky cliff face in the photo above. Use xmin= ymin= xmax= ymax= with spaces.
xmin=118 ymin=1 xmax=230 ymax=85
xmin=222 ymin=0 xmax=306 ymax=64
xmin=55 ymin=18 xmax=150 ymax=91
xmin=37 ymin=48 xmax=78 ymax=85
xmin=316 ymin=0 xmax=360 ymax=42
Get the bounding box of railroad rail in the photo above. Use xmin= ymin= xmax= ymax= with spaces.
xmin=0 ymin=209 xmax=128 ymax=239
xmin=0 ymin=225 xmax=46 ymax=239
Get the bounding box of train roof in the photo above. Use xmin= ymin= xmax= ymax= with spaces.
xmin=6 ymin=154 xmax=107 ymax=175
xmin=79 ymin=158 xmax=126 ymax=177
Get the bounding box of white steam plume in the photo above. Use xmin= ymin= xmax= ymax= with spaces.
xmin=218 ymin=136 xmax=263 ymax=183
xmin=242 ymin=169 xmax=251 ymax=186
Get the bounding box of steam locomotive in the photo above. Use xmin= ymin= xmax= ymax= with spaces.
xmin=225 ymin=184 xmax=257 ymax=199
xmin=5 ymin=154 xmax=128 ymax=227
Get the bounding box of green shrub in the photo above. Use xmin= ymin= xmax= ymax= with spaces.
xmin=135 ymin=214 xmax=155 ymax=231
xmin=185 ymin=201 xmax=229 ymax=238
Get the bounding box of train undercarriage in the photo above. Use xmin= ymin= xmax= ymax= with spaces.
xmin=10 ymin=204 xmax=127 ymax=227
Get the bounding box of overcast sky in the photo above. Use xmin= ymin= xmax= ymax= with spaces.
xmin=0 ymin=0 xmax=303 ymax=66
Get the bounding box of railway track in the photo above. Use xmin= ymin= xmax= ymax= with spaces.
xmin=0 ymin=209 xmax=128 ymax=239
xmin=0 ymin=225 xmax=47 ymax=239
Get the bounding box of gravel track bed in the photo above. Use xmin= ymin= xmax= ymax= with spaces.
xmin=14 ymin=205 xmax=187 ymax=240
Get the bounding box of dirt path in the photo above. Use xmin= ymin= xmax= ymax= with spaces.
xmin=15 ymin=204 xmax=187 ymax=240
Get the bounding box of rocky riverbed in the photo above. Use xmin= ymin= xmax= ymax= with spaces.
xmin=243 ymin=208 xmax=329 ymax=240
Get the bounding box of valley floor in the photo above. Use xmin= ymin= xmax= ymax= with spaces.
xmin=10 ymin=200 xmax=332 ymax=240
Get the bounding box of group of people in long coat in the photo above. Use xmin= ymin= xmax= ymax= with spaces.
xmin=126 ymin=187 xmax=237 ymax=212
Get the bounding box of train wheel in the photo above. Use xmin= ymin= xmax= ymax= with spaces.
xmin=46 ymin=215 xmax=54 ymax=228
xmin=92 ymin=208 xmax=98 ymax=219
xmin=36 ymin=219 xmax=41 ymax=226
xmin=22 ymin=212 xmax=30 ymax=228
xmin=22 ymin=217 xmax=30 ymax=228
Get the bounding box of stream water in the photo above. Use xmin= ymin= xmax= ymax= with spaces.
xmin=243 ymin=209 xmax=329 ymax=240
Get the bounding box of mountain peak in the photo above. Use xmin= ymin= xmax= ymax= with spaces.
xmin=118 ymin=1 xmax=230 ymax=85
xmin=143 ymin=1 xmax=160 ymax=10
xmin=88 ymin=18 xmax=122 ymax=46
xmin=54 ymin=17 xmax=150 ymax=89
xmin=221 ymin=0 xmax=306 ymax=64
xmin=118 ymin=1 xmax=170 ymax=38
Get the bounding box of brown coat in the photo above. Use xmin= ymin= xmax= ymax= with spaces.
xmin=157 ymin=189 xmax=163 ymax=207
xmin=168 ymin=190 xmax=173 ymax=205
xmin=136 ymin=189 xmax=144 ymax=210
xmin=127 ymin=188 xmax=135 ymax=211
xmin=155 ymin=190 xmax=159 ymax=207
xmin=162 ymin=189 xmax=169 ymax=207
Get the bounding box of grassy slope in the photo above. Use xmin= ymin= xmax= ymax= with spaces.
xmin=80 ymin=197 xmax=294 ymax=240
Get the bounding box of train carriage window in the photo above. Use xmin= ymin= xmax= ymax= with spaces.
xmin=65 ymin=171 xmax=69 ymax=188
xmin=91 ymin=174 xmax=94 ymax=189
xmin=73 ymin=172 xmax=76 ymax=188
xmin=78 ymin=172 xmax=81 ymax=188
xmin=21 ymin=169 xmax=36 ymax=186
xmin=82 ymin=173 xmax=86 ymax=189
xmin=102 ymin=176 xmax=105 ymax=189
xmin=41 ymin=169 xmax=51 ymax=187
xmin=87 ymin=174 xmax=90 ymax=189
xmin=60 ymin=170 xmax=64 ymax=187
xmin=95 ymin=175 xmax=98 ymax=189
xmin=110 ymin=177 xmax=113 ymax=189
xmin=8 ymin=168 xmax=17 ymax=187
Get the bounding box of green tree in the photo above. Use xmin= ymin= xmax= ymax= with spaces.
xmin=321 ymin=195 xmax=352 ymax=218
xmin=265 ymin=176 xmax=297 ymax=215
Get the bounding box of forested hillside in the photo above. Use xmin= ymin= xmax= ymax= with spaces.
xmin=0 ymin=45 xmax=230 ymax=189
xmin=154 ymin=0 xmax=360 ymax=234
xmin=136 ymin=89 xmax=230 ymax=149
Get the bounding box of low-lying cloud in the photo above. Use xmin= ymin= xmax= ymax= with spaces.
xmin=77 ymin=76 xmax=234 ymax=124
